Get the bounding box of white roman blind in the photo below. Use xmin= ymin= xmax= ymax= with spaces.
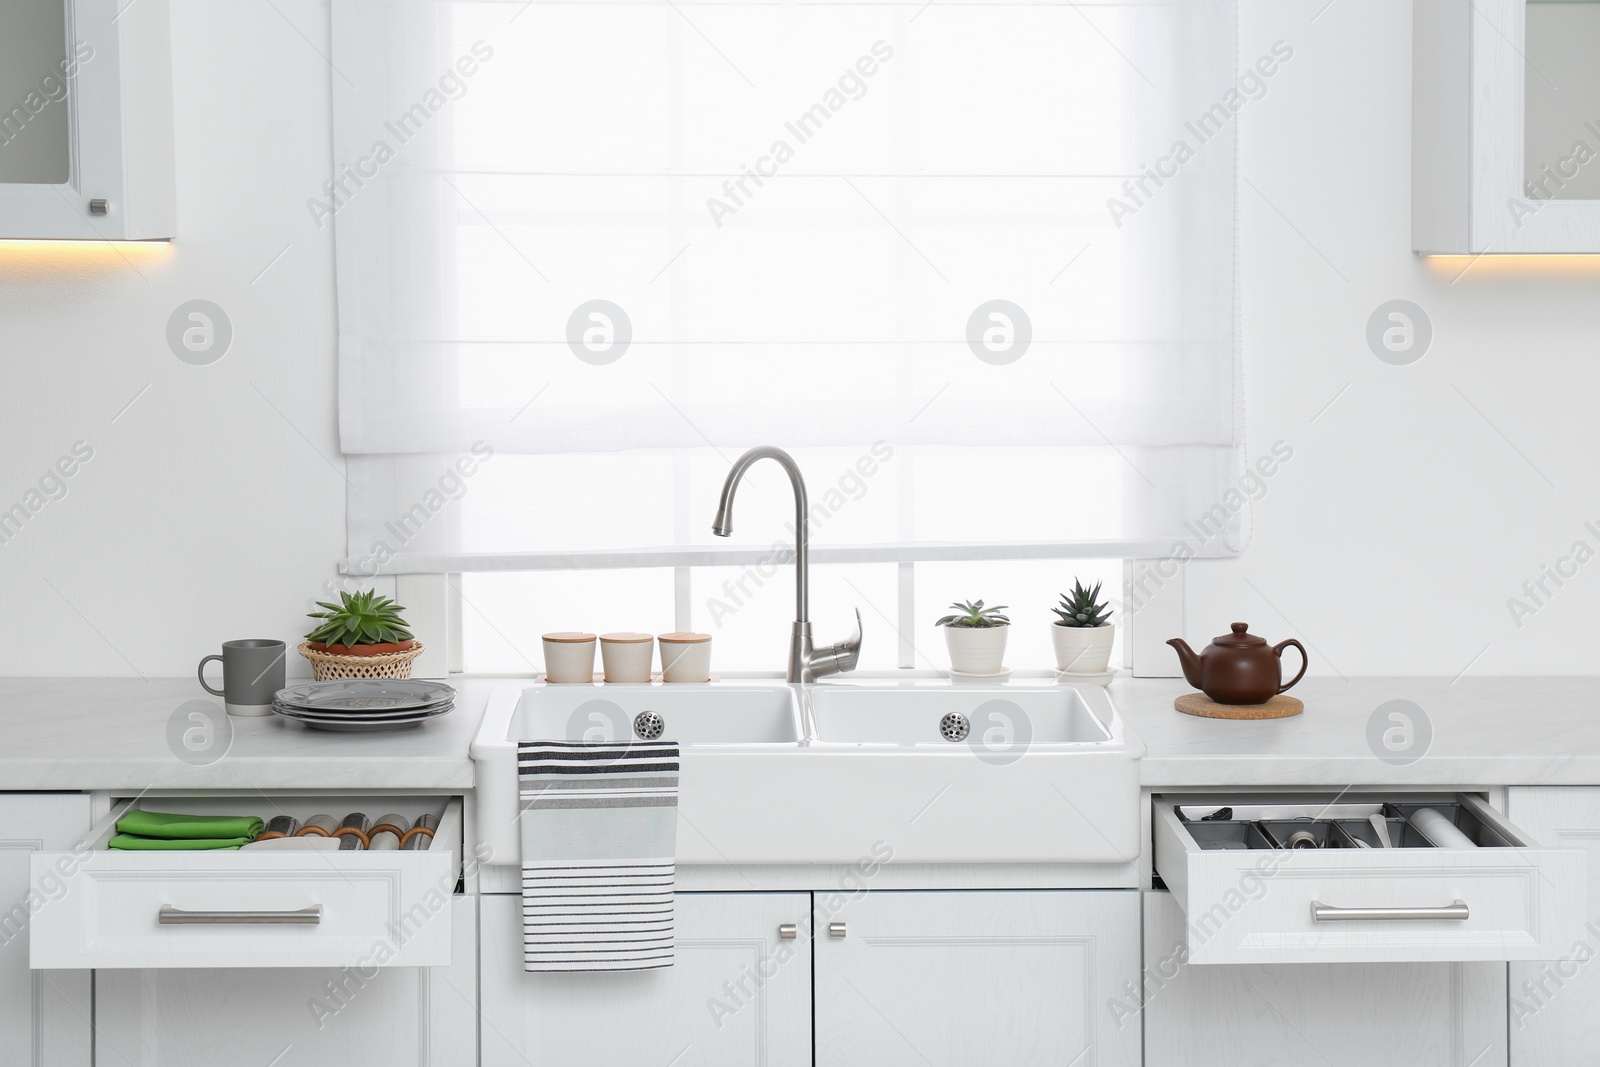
xmin=329 ymin=0 xmax=1240 ymax=575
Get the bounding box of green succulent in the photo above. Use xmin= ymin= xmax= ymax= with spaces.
xmin=1053 ymin=579 xmax=1112 ymax=628
xmin=936 ymin=599 xmax=1010 ymax=628
xmin=305 ymin=589 xmax=414 ymax=648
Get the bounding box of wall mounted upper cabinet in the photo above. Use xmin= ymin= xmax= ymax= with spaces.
xmin=0 ymin=0 xmax=174 ymax=241
xmin=1414 ymin=0 xmax=1600 ymax=253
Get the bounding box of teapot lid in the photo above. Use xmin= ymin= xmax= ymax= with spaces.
xmin=1212 ymin=622 xmax=1266 ymax=648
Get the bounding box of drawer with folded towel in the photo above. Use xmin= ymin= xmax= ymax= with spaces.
xmin=1153 ymin=792 xmax=1587 ymax=965
xmin=29 ymin=794 xmax=463 ymax=969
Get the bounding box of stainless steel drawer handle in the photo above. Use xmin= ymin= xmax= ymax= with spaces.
xmin=158 ymin=905 xmax=323 ymax=926
xmin=1311 ymin=900 xmax=1469 ymax=923
xmin=829 ymin=921 xmax=846 ymax=938
xmin=778 ymin=923 xmax=797 ymax=940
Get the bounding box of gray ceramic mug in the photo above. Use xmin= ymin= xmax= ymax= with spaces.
xmin=199 ymin=639 xmax=287 ymax=717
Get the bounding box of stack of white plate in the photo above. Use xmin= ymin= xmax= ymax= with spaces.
xmin=271 ymin=680 xmax=456 ymax=732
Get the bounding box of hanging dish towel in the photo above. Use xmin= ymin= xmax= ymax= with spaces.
xmin=518 ymin=740 xmax=679 ymax=972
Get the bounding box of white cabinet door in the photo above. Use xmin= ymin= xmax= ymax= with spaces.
xmin=0 ymin=794 xmax=91 ymax=1067
xmin=1143 ymin=891 xmax=1506 ymax=1067
xmin=1509 ymin=787 xmax=1600 ymax=1067
xmin=93 ymin=896 xmax=477 ymax=1067
xmin=481 ymin=891 xmax=812 ymax=1067
xmin=0 ymin=0 xmax=174 ymax=240
xmin=814 ymin=890 xmax=1140 ymax=1067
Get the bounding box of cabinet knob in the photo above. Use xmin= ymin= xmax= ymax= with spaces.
xmin=829 ymin=921 xmax=847 ymax=938
xmin=778 ymin=923 xmax=797 ymax=940
xmin=88 ymin=199 xmax=109 ymax=216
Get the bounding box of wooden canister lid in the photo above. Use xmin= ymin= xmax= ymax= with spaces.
xmin=600 ymin=632 xmax=654 ymax=643
xmin=658 ymin=632 xmax=711 ymax=643
xmin=542 ymin=632 xmax=597 ymax=643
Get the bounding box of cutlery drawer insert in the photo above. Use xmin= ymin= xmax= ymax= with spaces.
xmin=1153 ymin=792 xmax=1587 ymax=965
xmin=29 ymin=795 xmax=463 ymax=969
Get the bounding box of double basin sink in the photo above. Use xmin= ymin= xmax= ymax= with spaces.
xmin=473 ymin=679 xmax=1144 ymax=867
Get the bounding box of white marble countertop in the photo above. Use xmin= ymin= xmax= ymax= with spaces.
xmin=4 ymin=674 xmax=1599 ymax=792
xmin=0 ymin=677 xmax=508 ymax=790
xmin=1111 ymin=675 xmax=1600 ymax=787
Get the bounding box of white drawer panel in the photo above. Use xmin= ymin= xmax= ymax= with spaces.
xmin=30 ymin=796 xmax=462 ymax=970
xmin=1153 ymin=792 xmax=1587 ymax=965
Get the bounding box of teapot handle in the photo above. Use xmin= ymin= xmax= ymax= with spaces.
xmin=1272 ymin=639 xmax=1308 ymax=693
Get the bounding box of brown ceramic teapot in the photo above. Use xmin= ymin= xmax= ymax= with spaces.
xmin=1167 ymin=623 xmax=1308 ymax=706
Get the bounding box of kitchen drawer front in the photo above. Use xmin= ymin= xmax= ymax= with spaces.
xmin=1153 ymin=792 xmax=1587 ymax=965
xmin=30 ymin=796 xmax=462 ymax=969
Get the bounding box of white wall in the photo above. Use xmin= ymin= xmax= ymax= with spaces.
xmin=1 ymin=0 xmax=1595 ymax=678
xmin=0 ymin=1 xmax=349 ymax=677
xmin=1188 ymin=0 xmax=1600 ymax=676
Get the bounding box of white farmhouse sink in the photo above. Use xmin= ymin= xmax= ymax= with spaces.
xmin=473 ymin=676 xmax=1144 ymax=868
xmin=810 ymin=685 xmax=1110 ymax=746
xmin=510 ymin=683 xmax=801 ymax=745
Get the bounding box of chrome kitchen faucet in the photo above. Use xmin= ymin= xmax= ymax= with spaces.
xmin=712 ymin=445 xmax=862 ymax=682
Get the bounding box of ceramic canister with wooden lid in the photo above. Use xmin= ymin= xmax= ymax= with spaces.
xmin=600 ymin=633 xmax=654 ymax=682
xmin=542 ymin=632 xmax=597 ymax=683
xmin=658 ymin=632 xmax=712 ymax=683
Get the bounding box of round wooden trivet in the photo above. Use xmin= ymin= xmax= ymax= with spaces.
xmin=1174 ymin=692 xmax=1303 ymax=720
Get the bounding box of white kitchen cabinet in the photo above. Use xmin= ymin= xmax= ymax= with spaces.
xmin=93 ymin=895 xmax=477 ymax=1067
xmin=0 ymin=794 xmax=92 ymax=1067
xmin=1413 ymin=0 xmax=1600 ymax=253
xmin=0 ymin=0 xmax=174 ymax=240
xmin=1143 ymin=891 xmax=1507 ymax=1067
xmin=1508 ymin=786 xmax=1600 ymax=1067
xmin=480 ymin=891 xmax=812 ymax=1067
xmin=814 ymin=890 xmax=1141 ymax=1067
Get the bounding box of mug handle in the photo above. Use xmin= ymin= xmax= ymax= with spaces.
xmin=198 ymin=654 xmax=226 ymax=697
xmin=1273 ymin=639 xmax=1308 ymax=693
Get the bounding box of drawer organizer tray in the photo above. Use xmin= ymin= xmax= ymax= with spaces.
xmin=1183 ymin=799 xmax=1516 ymax=853
xmin=1154 ymin=792 xmax=1586 ymax=965
xmin=30 ymin=795 xmax=462 ymax=969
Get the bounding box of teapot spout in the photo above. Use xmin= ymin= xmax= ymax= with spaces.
xmin=1166 ymin=638 xmax=1203 ymax=688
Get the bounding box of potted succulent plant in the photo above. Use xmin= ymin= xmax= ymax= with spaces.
xmin=936 ymin=599 xmax=1010 ymax=675
xmin=298 ymin=589 xmax=424 ymax=680
xmin=1051 ymin=579 xmax=1114 ymax=674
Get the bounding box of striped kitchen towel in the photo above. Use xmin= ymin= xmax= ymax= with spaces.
xmin=518 ymin=740 xmax=680 ymax=972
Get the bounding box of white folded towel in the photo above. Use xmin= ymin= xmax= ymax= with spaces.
xmin=518 ymin=740 xmax=679 ymax=972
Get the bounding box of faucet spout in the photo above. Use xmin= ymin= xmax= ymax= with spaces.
xmin=712 ymin=445 xmax=809 ymax=627
xmin=712 ymin=446 xmax=858 ymax=682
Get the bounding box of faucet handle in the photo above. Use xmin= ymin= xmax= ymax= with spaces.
xmin=809 ymin=608 xmax=862 ymax=679
xmin=839 ymin=607 xmax=862 ymax=671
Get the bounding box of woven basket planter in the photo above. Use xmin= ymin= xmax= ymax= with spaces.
xmin=297 ymin=641 xmax=425 ymax=681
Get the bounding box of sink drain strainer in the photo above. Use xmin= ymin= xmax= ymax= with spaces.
xmin=939 ymin=712 xmax=970 ymax=742
xmin=633 ymin=711 xmax=666 ymax=741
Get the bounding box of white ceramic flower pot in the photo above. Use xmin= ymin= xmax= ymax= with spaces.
xmin=943 ymin=625 xmax=1009 ymax=674
xmin=1051 ymin=623 xmax=1115 ymax=673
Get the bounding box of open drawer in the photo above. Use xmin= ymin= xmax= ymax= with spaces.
xmin=1153 ymin=792 xmax=1587 ymax=965
xmin=29 ymin=795 xmax=462 ymax=969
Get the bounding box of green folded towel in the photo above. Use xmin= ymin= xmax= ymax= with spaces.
xmin=108 ymin=835 xmax=250 ymax=851
xmin=114 ymin=810 xmax=264 ymax=841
